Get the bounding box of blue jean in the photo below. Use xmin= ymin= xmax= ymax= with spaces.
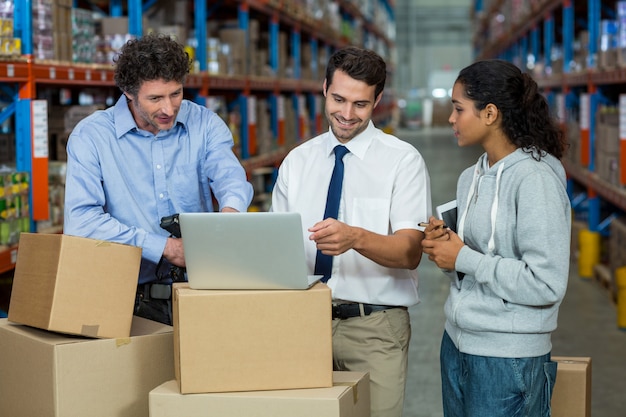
xmin=440 ymin=331 xmax=557 ymax=417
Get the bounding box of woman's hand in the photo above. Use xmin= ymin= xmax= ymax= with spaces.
xmin=421 ymin=216 xmax=464 ymax=270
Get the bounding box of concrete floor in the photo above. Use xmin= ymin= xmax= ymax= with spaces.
xmin=399 ymin=127 xmax=626 ymax=417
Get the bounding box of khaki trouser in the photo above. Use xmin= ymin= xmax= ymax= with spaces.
xmin=332 ymin=307 xmax=411 ymax=417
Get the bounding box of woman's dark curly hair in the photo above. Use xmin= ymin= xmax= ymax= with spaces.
xmin=113 ymin=33 xmax=191 ymax=97
xmin=456 ymin=59 xmax=567 ymax=159
xmin=325 ymin=46 xmax=387 ymax=99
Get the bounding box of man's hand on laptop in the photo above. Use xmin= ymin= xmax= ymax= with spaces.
xmin=164 ymin=237 xmax=186 ymax=267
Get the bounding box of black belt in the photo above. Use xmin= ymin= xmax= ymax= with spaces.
xmin=137 ymin=283 xmax=172 ymax=301
xmin=332 ymin=303 xmax=406 ymax=320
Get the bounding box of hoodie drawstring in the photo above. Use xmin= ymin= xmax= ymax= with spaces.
xmin=458 ymin=157 xmax=504 ymax=256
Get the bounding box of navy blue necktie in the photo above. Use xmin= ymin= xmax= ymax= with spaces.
xmin=314 ymin=145 xmax=350 ymax=282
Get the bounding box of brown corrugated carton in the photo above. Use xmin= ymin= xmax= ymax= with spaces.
xmin=8 ymin=233 xmax=141 ymax=338
xmin=0 ymin=316 xmax=174 ymax=417
xmin=551 ymin=356 xmax=592 ymax=417
xmin=150 ymin=371 xmax=370 ymax=417
xmin=173 ymin=281 xmax=333 ymax=393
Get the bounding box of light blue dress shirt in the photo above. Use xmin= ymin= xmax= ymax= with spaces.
xmin=64 ymin=95 xmax=253 ymax=284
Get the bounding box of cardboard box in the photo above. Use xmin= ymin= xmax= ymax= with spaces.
xmin=552 ymin=356 xmax=592 ymax=417
xmin=173 ymin=282 xmax=333 ymax=393
xmin=149 ymin=371 xmax=370 ymax=417
xmin=99 ymin=16 xmax=148 ymax=36
xmin=0 ymin=316 xmax=174 ymax=417
xmin=8 ymin=233 xmax=141 ymax=338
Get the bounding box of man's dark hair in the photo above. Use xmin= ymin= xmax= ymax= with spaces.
xmin=113 ymin=33 xmax=191 ymax=96
xmin=324 ymin=46 xmax=387 ymax=99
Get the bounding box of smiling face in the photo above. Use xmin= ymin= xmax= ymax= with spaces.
xmin=126 ymin=79 xmax=184 ymax=135
xmin=323 ymin=70 xmax=381 ymax=143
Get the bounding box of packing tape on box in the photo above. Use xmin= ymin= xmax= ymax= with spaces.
xmin=116 ymin=337 xmax=131 ymax=347
xmin=334 ymin=381 xmax=359 ymax=404
xmin=95 ymin=240 xmax=113 ymax=247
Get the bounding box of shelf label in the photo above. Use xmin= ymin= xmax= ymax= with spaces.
xmin=248 ymin=96 xmax=257 ymax=125
xmin=556 ymin=93 xmax=565 ymax=122
xmin=277 ymin=95 xmax=285 ymax=147
xmin=49 ymin=67 xmax=56 ymax=79
xmin=101 ymin=71 xmax=107 ymax=81
xmin=32 ymin=100 xmax=48 ymax=158
xmin=298 ymin=95 xmax=306 ymax=116
xmin=86 ymin=70 xmax=91 ymax=81
xmin=277 ymin=95 xmax=285 ymax=121
xmin=580 ymin=93 xmax=590 ymax=130
xmin=619 ymin=94 xmax=626 ymax=185
xmin=6 ymin=64 xmax=13 ymax=77
xmin=68 ymin=68 xmax=74 ymax=80
xmin=247 ymin=96 xmax=257 ymax=156
xmin=619 ymin=94 xmax=626 ymax=141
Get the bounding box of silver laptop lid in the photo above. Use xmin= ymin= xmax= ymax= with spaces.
xmin=179 ymin=212 xmax=317 ymax=290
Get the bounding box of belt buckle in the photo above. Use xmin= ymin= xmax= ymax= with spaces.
xmin=333 ymin=303 xmax=362 ymax=320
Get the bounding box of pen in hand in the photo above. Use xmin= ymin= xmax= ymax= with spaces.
xmin=418 ymin=222 xmax=448 ymax=229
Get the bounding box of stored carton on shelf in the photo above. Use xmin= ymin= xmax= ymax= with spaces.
xmin=173 ymin=281 xmax=333 ymax=394
xmin=0 ymin=316 xmax=174 ymax=417
xmin=551 ymin=356 xmax=592 ymax=417
xmin=150 ymin=371 xmax=370 ymax=417
xmin=8 ymin=233 xmax=141 ymax=338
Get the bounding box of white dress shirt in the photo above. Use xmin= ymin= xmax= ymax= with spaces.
xmin=272 ymin=121 xmax=432 ymax=306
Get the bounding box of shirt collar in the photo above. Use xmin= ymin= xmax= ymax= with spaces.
xmin=112 ymin=95 xmax=189 ymax=139
xmin=325 ymin=120 xmax=375 ymax=159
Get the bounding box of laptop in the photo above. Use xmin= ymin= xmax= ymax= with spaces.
xmin=178 ymin=212 xmax=321 ymax=290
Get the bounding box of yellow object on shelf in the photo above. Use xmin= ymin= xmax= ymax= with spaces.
xmin=616 ymin=266 xmax=626 ymax=329
xmin=578 ymin=229 xmax=600 ymax=278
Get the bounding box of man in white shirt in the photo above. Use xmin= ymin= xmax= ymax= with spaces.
xmin=271 ymin=46 xmax=432 ymax=417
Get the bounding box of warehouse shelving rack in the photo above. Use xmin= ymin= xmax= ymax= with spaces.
xmin=0 ymin=0 xmax=396 ymax=273
xmin=473 ymin=0 xmax=626 ymax=236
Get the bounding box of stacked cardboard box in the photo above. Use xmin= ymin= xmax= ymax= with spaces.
xmin=8 ymin=233 xmax=141 ymax=338
xmin=33 ymin=0 xmax=54 ymax=60
xmin=565 ymin=120 xmax=581 ymax=167
xmin=1 ymin=230 xmax=365 ymax=416
xmin=218 ymin=27 xmax=247 ymax=76
xmin=172 ymin=282 xmax=333 ymax=394
xmin=0 ymin=316 xmax=174 ymax=417
xmin=71 ymin=8 xmax=96 ymax=63
xmin=0 ymin=233 xmax=174 ymax=417
xmin=150 ymin=371 xmax=370 ymax=417
xmin=552 ymin=357 xmax=592 ymax=417
xmin=594 ymin=107 xmax=621 ymax=186
xmin=148 ymin=282 xmax=371 ymax=416
xmin=52 ymin=0 xmax=72 ymax=62
xmin=48 ymin=104 xmax=105 ymax=161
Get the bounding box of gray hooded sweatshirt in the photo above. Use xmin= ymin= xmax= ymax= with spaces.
xmin=445 ymin=147 xmax=571 ymax=358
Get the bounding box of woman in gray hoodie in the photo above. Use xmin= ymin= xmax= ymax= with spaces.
xmin=422 ymin=60 xmax=571 ymax=417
